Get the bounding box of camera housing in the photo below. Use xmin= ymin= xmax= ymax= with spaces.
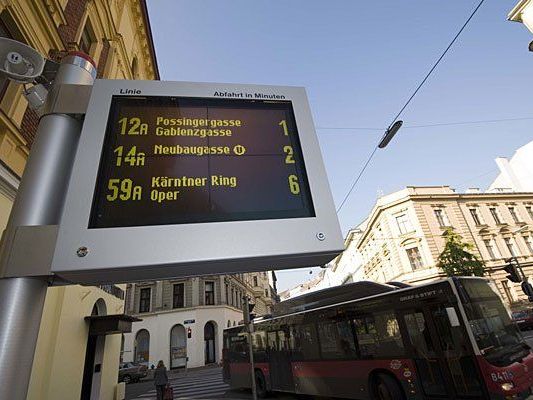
xmin=0 ymin=37 xmax=45 ymax=83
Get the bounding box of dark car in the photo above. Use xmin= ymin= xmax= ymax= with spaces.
xmin=118 ymin=362 xmax=148 ymax=384
xmin=512 ymin=309 xmax=533 ymax=330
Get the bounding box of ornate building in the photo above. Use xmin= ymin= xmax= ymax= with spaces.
xmin=355 ymin=186 xmax=533 ymax=307
xmin=0 ymin=1 xmax=158 ymax=399
xmin=122 ymin=272 xmax=277 ymax=369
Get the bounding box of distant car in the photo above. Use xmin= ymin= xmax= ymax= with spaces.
xmin=512 ymin=309 xmax=533 ymax=330
xmin=118 ymin=362 xmax=148 ymax=384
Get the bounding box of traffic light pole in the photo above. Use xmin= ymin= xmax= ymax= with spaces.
xmin=243 ymin=296 xmax=258 ymax=400
xmin=0 ymin=53 xmax=95 ymax=400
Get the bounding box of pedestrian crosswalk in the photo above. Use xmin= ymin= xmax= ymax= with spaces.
xmin=135 ymin=367 xmax=230 ymax=399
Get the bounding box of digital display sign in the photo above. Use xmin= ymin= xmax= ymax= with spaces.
xmin=52 ymin=81 xmax=343 ymax=285
xmin=89 ymin=96 xmax=315 ymax=228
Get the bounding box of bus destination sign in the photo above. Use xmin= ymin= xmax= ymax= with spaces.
xmin=90 ymin=96 xmax=315 ymax=228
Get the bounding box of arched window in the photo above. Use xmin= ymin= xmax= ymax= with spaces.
xmin=134 ymin=329 xmax=150 ymax=364
xmin=91 ymin=298 xmax=107 ymax=316
xmin=170 ymin=325 xmax=187 ymax=369
xmin=204 ymin=321 xmax=217 ymax=364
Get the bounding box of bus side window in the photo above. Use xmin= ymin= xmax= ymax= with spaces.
xmin=317 ymin=320 xmax=357 ymax=359
xmin=229 ymin=334 xmax=248 ymax=362
xmin=289 ymin=324 xmax=320 ymax=360
xmin=253 ymin=331 xmax=266 ymax=352
xmin=267 ymin=331 xmax=277 ymax=351
xmin=354 ymin=312 xmax=405 ymax=358
xmin=278 ymin=328 xmax=291 ymax=351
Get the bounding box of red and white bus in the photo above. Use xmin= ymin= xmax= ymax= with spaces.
xmin=223 ymin=277 xmax=533 ymax=399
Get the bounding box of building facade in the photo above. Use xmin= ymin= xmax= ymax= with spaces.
xmin=355 ymin=186 xmax=533 ymax=307
xmin=122 ymin=272 xmax=277 ymax=369
xmin=488 ymin=140 xmax=533 ymax=193
xmin=0 ymin=1 xmax=158 ymax=399
xmin=283 ymin=186 xmax=533 ymax=309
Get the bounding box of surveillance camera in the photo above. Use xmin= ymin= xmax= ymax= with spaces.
xmin=0 ymin=37 xmax=44 ymax=83
xmin=529 ymin=41 xmax=533 ymax=52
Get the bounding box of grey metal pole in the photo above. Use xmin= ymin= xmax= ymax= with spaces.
xmin=243 ymin=296 xmax=258 ymax=400
xmin=0 ymin=52 xmax=96 ymax=400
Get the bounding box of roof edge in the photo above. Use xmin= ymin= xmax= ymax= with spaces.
xmin=509 ymin=0 xmax=530 ymax=22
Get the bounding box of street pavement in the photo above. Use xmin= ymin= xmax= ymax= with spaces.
xmin=127 ymin=366 xmax=230 ymax=399
xmin=125 ymin=366 xmax=325 ymax=400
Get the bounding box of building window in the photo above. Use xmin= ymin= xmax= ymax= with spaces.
xmin=225 ymin=284 xmax=229 ymax=304
xmin=483 ymin=239 xmax=496 ymax=260
xmin=406 ymin=247 xmax=423 ymax=270
xmin=489 ymin=207 xmax=502 ymax=224
xmin=139 ymin=288 xmax=151 ymax=313
xmin=173 ymin=283 xmax=184 ymax=309
xmin=504 ymin=238 xmax=517 ymax=257
xmin=253 ymin=276 xmax=258 ymax=287
xmin=523 ymin=236 xmax=533 ymax=255
xmin=508 ymin=207 xmax=520 ymax=224
xmin=396 ymin=214 xmax=413 ymax=234
xmin=469 ymin=208 xmax=482 ymax=226
xmin=205 ymin=281 xmax=215 ymax=305
xmin=526 ymin=206 xmax=533 ymax=220
xmin=434 ymin=209 xmax=449 ymax=227
xmin=79 ymin=19 xmax=95 ymax=55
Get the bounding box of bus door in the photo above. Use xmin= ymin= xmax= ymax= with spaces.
xmin=400 ymin=306 xmax=483 ymax=399
xmin=267 ymin=329 xmax=294 ymax=392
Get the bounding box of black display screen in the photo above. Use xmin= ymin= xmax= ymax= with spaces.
xmin=89 ymin=96 xmax=315 ymax=228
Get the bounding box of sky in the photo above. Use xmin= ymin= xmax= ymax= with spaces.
xmin=147 ymin=0 xmax=533 ymax=292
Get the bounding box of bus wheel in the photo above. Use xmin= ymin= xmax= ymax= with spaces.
xmin=372 ymin=373 xmax=405 ymax=400
xmin=255 ymin=370 xmax=269 ymax=398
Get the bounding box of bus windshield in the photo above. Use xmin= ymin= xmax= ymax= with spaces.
xmin=458 ymin=279 xmax=529 ymax=367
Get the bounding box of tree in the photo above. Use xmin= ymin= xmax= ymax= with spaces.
xmin=437 ymin=228 xmax=485 ymax=277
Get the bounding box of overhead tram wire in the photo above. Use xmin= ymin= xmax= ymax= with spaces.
xmin=335 ymin=0 xmax=486 ymax=214
xmin=317 ymin=116 xmax=533 ymax=133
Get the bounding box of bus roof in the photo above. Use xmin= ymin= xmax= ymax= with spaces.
xmin=272 ymin=281 xmax=398 ymax=317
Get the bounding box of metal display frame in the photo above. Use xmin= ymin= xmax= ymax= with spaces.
xmin=52 ymin=80 xmax=342 ymax=284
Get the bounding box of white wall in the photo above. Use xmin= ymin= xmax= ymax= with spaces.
xmin=488 ymin=141 xmax=533 ymax=192
xmin=123 ymin=306 xmax=243 ymax=369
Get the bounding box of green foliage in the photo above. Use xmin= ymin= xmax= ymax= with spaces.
xmin=437 ymin=228 xmax=485 ymax=277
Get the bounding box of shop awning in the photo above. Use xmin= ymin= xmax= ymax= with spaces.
xmin=84 ymin=314 xmax=142 ymax=336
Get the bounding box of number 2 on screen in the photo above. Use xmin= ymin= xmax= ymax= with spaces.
xmin=284 ymin=146 xmax=295 ymax=164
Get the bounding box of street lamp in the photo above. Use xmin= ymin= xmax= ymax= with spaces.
xmin=378 ymin=120 xmax=403 ymax=148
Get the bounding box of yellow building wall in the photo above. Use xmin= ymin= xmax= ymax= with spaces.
xmin=27 ymin=286 xmax=125 ymax=400
xmin=0 ymin=1 xmax=158 ymax=399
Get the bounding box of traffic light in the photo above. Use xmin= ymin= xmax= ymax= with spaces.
xmin=242 ymin=297 xmax=255 ymax=325
xmin=504 ymin=258 xmax=522 ymax=283
xmin=187 ymin=327 xmax=192 ymax=339
xmin=521 ymin=282 xmax=533 ymax=302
